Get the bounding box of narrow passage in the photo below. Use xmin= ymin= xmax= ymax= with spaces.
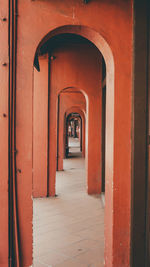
xmin=33 ymin=138 xmax=104 ymax=267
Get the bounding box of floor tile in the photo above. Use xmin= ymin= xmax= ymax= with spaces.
xmin=33 ymin=140 xmax=104 ymax=266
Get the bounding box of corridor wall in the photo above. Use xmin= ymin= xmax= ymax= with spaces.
xmin=48 ymin=42 xmax=102 ymax=196
xmin=0 ymin=0 xmax=134 ymax=266
xmin=57 ymin=90 xmax=86 ymax=171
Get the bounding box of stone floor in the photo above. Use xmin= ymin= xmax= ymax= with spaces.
xmin=33 ymin=141 xmax=104 ymax=267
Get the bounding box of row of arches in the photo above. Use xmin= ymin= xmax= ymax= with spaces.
xmin=65 ymin=112 xmax=85 ymax=158
xmin=31 ymin=27 xmax=113 ymax=266
xmin=2 ymin=1 xmax=136 ymax=262
xmin=33 ymin=34 xmax=105 ymax=197
xmin=32 ymin=34 xmax=106 ymax=265
xmin=1 ymin=0 xmax=149 ymax=265
xmin=19 ymin=24 xmax=124 ymax=266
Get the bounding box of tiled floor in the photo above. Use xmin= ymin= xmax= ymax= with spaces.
xmin=33 ymin=141 xmax=104 ymax=267
xmin=68 ymin=137 xmax=80 ymax=148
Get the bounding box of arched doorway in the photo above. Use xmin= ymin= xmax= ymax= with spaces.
xmin=11 ymin=20 xmax=134 ymax=267
xmin=1 ymin=0 xmax=135 ymax=264
xmin=33 ymin=29 xmax=107 ymax=266
xmin=65 ymin=107 xmax=86 ymax=158
xmin=56 ymin=88 xmax=86 ymax=172
xmin=65 ymin=113 xmax=83 ymax=158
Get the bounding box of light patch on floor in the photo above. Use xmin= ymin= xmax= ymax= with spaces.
xmin=33 ymin=143 xmax=104 ymax=267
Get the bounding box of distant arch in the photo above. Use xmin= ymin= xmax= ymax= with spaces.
xmin=34 ymin=24 xmax=115 ymax=265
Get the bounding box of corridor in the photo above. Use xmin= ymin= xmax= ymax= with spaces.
xmin=1 ymin=1 xmax=148 ymax=266
xmin=33 ymin=140 xmax=104 ymax=267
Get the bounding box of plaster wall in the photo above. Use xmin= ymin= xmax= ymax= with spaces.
xmin=48 ymin=43 xmax=102 ymax=196
xmin=0 ymin=0 xmax=9 ymax=266
xmin=0 ymin=0 xmax=133 ymax=266
xmin=66 ymin=107 xmax=86 ymax=158
xmin=32 ymin=82 xmax=86 ymax=197
xmin=33 ymin=55 xmax=49 ymax=197
xmin=58 ymin=91 xmax=86 ymax=171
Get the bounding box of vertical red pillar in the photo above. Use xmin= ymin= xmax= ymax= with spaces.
xmin=87 ymin=89 xmax=102 ymax=194
xmin=82 ymin=115 xmax=86 ymax=157
xmin=33 ymin=55 xmax=49 ymax=197
xmin=48 ymin=56 xmax=57 ymax=196
xmin=57 ymin=94 xmax=64 ymax=171
xmin=64 ymin=114 xmax=67 ymax=158
xmin=79 ymin=119 xmax=81 ymax=149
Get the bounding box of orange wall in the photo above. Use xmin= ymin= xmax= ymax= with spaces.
xmin=66 ymin=107 xmax=86 ymax=158
xmin=58 ymin=91 xmax=86 ymax=171
xmin=0 ymin=0 xmax=9 ymax=266
xmin=33 ymin=55 xmax=49 ymax=197
xmin=48 ymin=43 xmax=102 ymax=196
xmin=32 ymin=85 xmax=86 ymax=196
xmin=1 ymin=0 xmax=133 ymax=266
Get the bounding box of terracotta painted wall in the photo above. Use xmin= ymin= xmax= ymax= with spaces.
xmin=66 ymin=106 xmax=86 ymax=158
xmin=58 ymin=90 xmax=86 ymax=171
xmin=1 ymin=0 xmax=133 ymax=266
xmin=33 ymin=55 xmax=49 ymax=197
xmin=32 ymin=84 xmax=86 ymax=196
xmin=0 ymin=0 xmax=9 ymax=266
xmin=48 ymin=43 xmax=102 ymax=196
